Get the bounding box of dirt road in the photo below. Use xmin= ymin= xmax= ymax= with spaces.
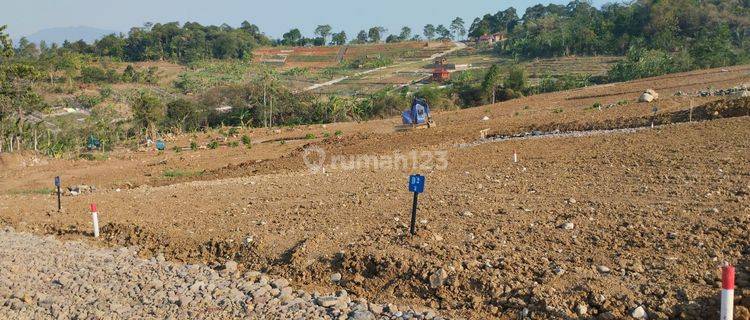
xmin=302 ymin=42 xmax=466 ymax=92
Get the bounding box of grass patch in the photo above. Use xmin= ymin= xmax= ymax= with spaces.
xmin=8 ymin=188 xmax=54 ymax=195
xmin=163 ymin=169 xmax=204 ymax=178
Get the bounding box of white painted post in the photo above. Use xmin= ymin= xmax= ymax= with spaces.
xmin=721 ymin=262 xmax=734 ymax=320
xmin=90 ymin=203 xmax=100 ymax=238
xmin=513 ymin=149 xmax=518 ymax=163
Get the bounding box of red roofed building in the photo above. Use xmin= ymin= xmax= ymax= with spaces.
xmin=476 ymin=33 xmax=507 ymax=45
xmin=433 ymin=67 xmax=450 ymax=82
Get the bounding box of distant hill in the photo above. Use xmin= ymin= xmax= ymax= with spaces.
xmin=24 ymin=26 xmax=119 ymax=45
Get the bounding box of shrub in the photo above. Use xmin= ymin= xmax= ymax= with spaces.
xmin=241 ymin=135 xmax=252 ymax=147
xmin=607 ymin=47 xmax=692 ymax=82
xmin=334 ymin=130 xmax=343 ymax=136
xmin=305 ymin=133 xmax=316 ymax=140
xmin=229 ymin=141 xmax=239 ymax=147
xmin=207 ymin=141 xmax=219 ymax=149
xmin=81 ymin=66 xmax=110 ymax=83
xmin=190 ymin=141 xmax=198 ymax=151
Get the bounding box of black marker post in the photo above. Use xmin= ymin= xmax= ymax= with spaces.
xmin=408 ymin=174 xmax=425 ymax=236
xmin=54 ymin=176 xmax=61 ymax=212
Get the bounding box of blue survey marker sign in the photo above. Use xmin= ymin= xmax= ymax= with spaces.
xmin=408 ymin=174 xmax=425 ymax=193
xmin=54 ymin=176 xmax=62 ymax=212
xmin=407 ymin=174 xmax=425 ymax=236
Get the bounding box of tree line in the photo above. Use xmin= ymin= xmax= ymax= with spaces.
xmin=9 ymin=18 xmax=469 ymax=65
xmin=279 ymin=17 xmax=467 ymax=46
xmin=469 ymin=0 xmax=748 ymax=68
xmin=15 ymin=21 xmax=271 ymax=64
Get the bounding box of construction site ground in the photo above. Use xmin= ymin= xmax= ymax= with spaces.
xmin=1 ymin=65 xmax=749 ymax=319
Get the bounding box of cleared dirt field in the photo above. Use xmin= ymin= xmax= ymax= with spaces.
xmin=1 ymin=65 xmax=749 ymax=319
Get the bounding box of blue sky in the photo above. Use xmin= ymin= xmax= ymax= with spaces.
xmin=2 ymin=0 xmax=614 ymax=39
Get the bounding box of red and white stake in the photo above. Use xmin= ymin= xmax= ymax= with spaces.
xmin=721 ymin=262 xmax=735 ymax=320
xmin=513 ymin=149 xmax=518 ymax=163
xmin=90 ymin=203 xmax=100 ymax=238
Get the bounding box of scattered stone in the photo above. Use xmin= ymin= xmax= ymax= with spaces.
xmin=631 ymin=305 xmax=647 ymax=319
xmin=67 ymin=185 xmax=95 ymax=196
xmin=553 ymin=266 xmax=566 ymax=276
xmin=597 ymin=265 xmax=611 ymax=273
xmin=224 ymin=260 xmax=238 ymax=273
xmin=482 ymin=116 xmax=490 ymax=121
xmin=317 ymin=296 xmax=339 ymax=307
xmin=429 ymin=268 xmax=449 ymax=288
xmin=575 ymin=303 xmax=588 ymax=316
xmin=461 ymin=211 xmax=473 ymax=217
xmin=331 ymin=273 xmax=342 ymax=283
xmin=369 ymin=303 xmax=383 ymax=314
xmin=348 ymin=310 xmax=375 ymax=320
xmin=561 ymin=222 xmax=575 ymax=230
xmin=0 ymin=230 xmax=441 ymax=319
xmin=639 ymin=89 xmax=659 ymax=102
xmin=243 ymin=236 xmax=254 ymax=246
xmin=271 ymin=278 xmax=289 ymax=289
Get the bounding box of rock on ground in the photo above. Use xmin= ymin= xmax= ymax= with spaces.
xmin=0 ymin=228 xmax=440 ymax=319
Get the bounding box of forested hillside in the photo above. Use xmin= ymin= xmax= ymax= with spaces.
xmin=0 ymin=0 xmax=748 ymax=158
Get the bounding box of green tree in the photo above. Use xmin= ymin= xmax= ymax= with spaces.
xmin=15 ymin=37 xmax=39 ymax=58
xmin=166 ymin=98 xmax=202 ymax=132
xmin=504 ymin=66 xmax=526 ymax=92
xmin=282 ymin=28 xmax=303 ymax=46
xmin=94 ymin=34 xmax=126 ymax=59
xmin=132 ymin=91 xmax=166 ymax=141
xmin=314 ymin=25 xmax=333 ymax=45
xmin=399 ymin=27 xmax=412 ymax=41
xmin=436 ymin=25 xmax=451 ymax=40
xmin=355 ymin=30 xmax=368 ymax=44
xmin=0 ymin=25 xmax=14 ymax=58
xmin=481 ymin=64 xmax=502 ymax=104
xmin=368 ymin=26 xmax=386 ymax=43
xmin=423 ymin=24 xmax=436 ymax=40
xmin=690 ymin=25 xmax=737 ymax=68
xmin=0 ymin=63 xmax=44 ymax=151
xmin=450 ymin=17 xmax=466 ymax=40
xmin=331 ymin=31 xmax=347 ymax=45
xmin=468 ymin=17 xmax=491 ymax=38
xmin=56 ymin=51 xmax=83 ymax=86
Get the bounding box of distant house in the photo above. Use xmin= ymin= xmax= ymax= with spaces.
xmin=476 ymin=33 xmax=507 ymax=45
xmin=432 ymin=57 xmax=450 ymax=82
xmin=432 ymin=67 xmax=450 ymax=82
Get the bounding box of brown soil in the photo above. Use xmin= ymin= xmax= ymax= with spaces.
xmin=1 ymin=65 xmax=750 ymax=319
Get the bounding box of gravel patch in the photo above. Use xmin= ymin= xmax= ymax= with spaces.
xmin=0 ymin=226 xmax=442 ymax=320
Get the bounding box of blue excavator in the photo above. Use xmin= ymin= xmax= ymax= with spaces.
xmin=396 ymin=98 xmax=435 ymax=131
